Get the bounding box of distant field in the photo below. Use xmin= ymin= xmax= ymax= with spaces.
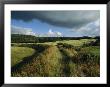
xmin=11 ymin=38 xmax=100 ymax=77
xmin=57 ymin=39 xmax=96 ymax=46
xmin=11 ymin=39 xmax=96 ymax=46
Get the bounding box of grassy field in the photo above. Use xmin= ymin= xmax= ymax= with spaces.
xmin=11 ymin=39 xmax=100 ymax=77
xmin=11 ymin=47 xmax=36 ymax=67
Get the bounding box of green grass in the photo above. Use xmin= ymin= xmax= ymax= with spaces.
xmin=11 ymin=39 xmax=100 ymax=77
xmin=58 ymin=43 xmax=100 ymax=77
xmin=11 ymin=45 xmax=63 ymax=77
xmin=42 ymin=39 xmax=96 ymax=46
xmin=78 ymin=46 xmax=100 ymax=65
xmin=11 ymin=39 xmax=96 ymax=46
xmin=11 ymin=47 xmax=36 ymax=67
xmin=60 ymin=39 xmax=96 ymax=46
xmin=80 ymin=46 xmax=100 ymax=56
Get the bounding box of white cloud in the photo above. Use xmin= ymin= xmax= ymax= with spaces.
xmin=55 ymin=32 xmax=62 ymax=36
xmin=70 ymin=19 xmax=100 ymax=37
xmin=47 ymin=29 xmax=62 ymax=37
xmin=48 ymin=29 xmax=54 ymax=35
xmin=11 ymin=26 xmax=36 ymax=36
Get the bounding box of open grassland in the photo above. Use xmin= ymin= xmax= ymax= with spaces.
xmin=11 ymin=39 xmax=100 ymax=77
xmin=11 ymin=39 xmax=96 ymax=46
xmin=11 ymin=47 xmax=36 ymax=67
xmin=59 ymin=39 xmax=96 ymax=46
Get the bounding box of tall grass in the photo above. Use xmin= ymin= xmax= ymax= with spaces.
xmin=11 ymin=47 xmax=35 ymax=67
xmin=11 ymin=39 xmax=100 ymax=77
xmin=58 ymin=43 xmax=100 ymax=77
xmin=12 ymin=45 xmax=62 ymax=77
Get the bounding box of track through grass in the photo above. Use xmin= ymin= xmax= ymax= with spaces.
xmin=11 ymin=38 xmax=100 ymax=77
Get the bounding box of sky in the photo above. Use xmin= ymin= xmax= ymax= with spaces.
xmin=11 ymin=11 xmax=100 ymax=37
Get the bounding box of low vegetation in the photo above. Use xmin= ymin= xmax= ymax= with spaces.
xmin=11 ymin=35 xmax=100 ymax=77
xmin=11 ymin=47 xmax=36 ymax=67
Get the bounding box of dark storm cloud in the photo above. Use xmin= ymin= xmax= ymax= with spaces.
xmin=11 ymin=11 xmax=99 ymax=29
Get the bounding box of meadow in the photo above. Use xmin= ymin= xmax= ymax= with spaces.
xmin=11 ymin=36 xmax=100 ymax=77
